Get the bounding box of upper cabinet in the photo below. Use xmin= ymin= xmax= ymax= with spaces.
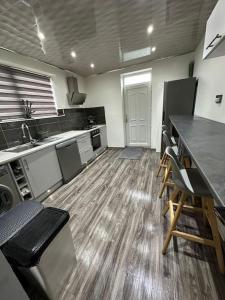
xmin=203 ymin=0 xmax=225 ymax=59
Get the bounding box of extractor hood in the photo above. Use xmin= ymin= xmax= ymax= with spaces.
xmin=67 ymin=77 xmax=86 ymax=105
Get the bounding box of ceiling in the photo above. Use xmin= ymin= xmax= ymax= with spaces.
xmin=0 ymin=0 xmax=217 ymax=76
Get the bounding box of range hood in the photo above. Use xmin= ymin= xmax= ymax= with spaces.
xmin=67 ymin=77 xmax=86 ymax=105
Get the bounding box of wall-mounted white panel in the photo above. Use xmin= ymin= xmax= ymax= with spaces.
xmin=194 ymin=39 xmax=225 ymax=123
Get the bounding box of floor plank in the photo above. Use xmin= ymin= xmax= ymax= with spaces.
xmin=44 ymin=148 xmax=225 ymax=300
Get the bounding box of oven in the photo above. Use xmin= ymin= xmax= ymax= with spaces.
xmin=91 ymin=129 xmax=101 ymax=151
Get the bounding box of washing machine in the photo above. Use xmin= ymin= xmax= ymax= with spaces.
xmin=0 ymin=165 xmax=21 ymax=215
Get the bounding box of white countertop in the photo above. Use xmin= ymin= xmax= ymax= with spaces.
xmin=0 ymin=125 xmax=106 ymax=165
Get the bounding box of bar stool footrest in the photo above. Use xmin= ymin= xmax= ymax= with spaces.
xmin=172 ymin=230 xmax=215 ymax=247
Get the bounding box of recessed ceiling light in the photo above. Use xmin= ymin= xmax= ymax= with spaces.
xmin=71 ymin=51 xmax=76 ymax=58
xmin=90 ymin=63 xmax=95 ymax=68
xmin=37 ymin=31 xmax=45 ymax=41
xmin=152 ymin=46 xmax=156 ymax=52
xmin=147 ymin=24 xmax=154 ymax=35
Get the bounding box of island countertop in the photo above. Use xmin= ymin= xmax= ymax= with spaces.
xmin=170 ymin=115 xmax=225 ymax=207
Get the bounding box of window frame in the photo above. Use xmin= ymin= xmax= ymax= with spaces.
xmin=0 ymin=64 xmax=58 ymax=122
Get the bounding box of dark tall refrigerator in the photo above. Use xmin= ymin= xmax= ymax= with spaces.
xmin=161 ymin=77 xmax=197 ymax=154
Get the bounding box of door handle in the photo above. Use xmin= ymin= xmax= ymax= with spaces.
xmin=92 ymin=134 xmax=100 ymax=138
xmin=206 ymin=34 xmax=222 ymax=49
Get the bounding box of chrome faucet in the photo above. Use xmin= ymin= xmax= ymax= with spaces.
xmin=21 ymin=123 xmax=36 ymax=144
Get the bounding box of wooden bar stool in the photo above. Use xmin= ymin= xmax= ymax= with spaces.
xmin=162 ymin=124 xmax=177 ymax=145
xmin=162 ymin=146 xmax=225 ymax=274
xmin=158 ymin=130 xmax=178 ymax=197
xmin=159 ymin=130 xmax=192 ymax=198
xmin=156 ymin=125 xmax=177 ymax=178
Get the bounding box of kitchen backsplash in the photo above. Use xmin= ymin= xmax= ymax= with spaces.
xmin=0 ymin=107 xmax=106 ymax=150
xmin=85 ymin=106 xmax=106 ymax=125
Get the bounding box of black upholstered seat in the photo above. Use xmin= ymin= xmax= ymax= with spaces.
xmin=186 ymin=169 xmax=211 ymax=197
xmin=167 ymin=147 xmax=211 ymax=198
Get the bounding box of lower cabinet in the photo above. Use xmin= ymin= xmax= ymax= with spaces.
xmin=20 ymin=128 xmax=107 ymax=200
xmin=21 ymin=146 xmax=62 ymax=199
xmin=77 ymin=133 xmax=94 ymax=165
xmin=100 ymin=126 xmax=108 ymax=148
xmin=79 ymin=148 xmax=93 ymax=164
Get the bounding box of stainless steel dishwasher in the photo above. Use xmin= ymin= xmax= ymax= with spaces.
xmin=56 ymin=138 xmax=83 ymax=183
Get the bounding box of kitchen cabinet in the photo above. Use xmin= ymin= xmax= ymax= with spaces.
xmin=100 ymin=126 xmax=108 ymax=148
xmin=77 ymin=133 xmax=93 ymax=164
xmin=80 ymin=148 xmax=93 ymax=164
xmin=203 ymin=0 xmax=225 ymax=59
xmin=21 ymin=146 xmax=62 ymax=200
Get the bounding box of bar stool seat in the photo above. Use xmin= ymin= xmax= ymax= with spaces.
xmin=156 ymin=125 xmax=177 ymax=178
xmin=162 ymin=146 xmax=225 ymax=274
xmin=163 ymin=124 xmax=177 ymax=145
xmin=171 ymin=136 xmax=176 ymax=145
xmin=174 ymin=168 xmax=211 ymax=197
xmin=172 ymin=145 xmax=178 ymax=156
xmin=158 ymin=130 xmax=179 ymax=197
xmin=159 ymin=130 xmax=193 ymax=198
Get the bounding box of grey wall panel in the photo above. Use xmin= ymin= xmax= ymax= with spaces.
xmin=163 ymin=77 xmax=197 ymax=127
xmin=161 ymin=77 xmax=197 ymax=154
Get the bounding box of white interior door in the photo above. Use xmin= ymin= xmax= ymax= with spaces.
xmin=124 ymin=84 xmax=150 ymax=147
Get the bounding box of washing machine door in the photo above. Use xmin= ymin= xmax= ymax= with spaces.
xmin=0 ymin=165 xmax=21 ymax=216
xmin=0 ymin=184 xmax=14 ymax=215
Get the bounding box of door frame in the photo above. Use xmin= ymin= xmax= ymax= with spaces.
xmin=123 ymin=82 xmax=152 ymax=147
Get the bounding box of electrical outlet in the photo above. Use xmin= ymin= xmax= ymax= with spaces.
xmin=215 ymin=95 xmax=223 ymax=104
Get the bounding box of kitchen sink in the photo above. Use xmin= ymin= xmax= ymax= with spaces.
xmin=40 ymin=136 xmax=61 ymax=143
xmin=3 ymin=136 xmax=62 ymax=153
xmin=3 ymin=142 xmax=43 ymax=153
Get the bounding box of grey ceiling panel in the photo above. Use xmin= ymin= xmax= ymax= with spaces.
xmin=0 ymin=0 xmax=217 ymax=76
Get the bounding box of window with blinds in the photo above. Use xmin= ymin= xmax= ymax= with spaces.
xmin=0 ymin=65 xmax=57 ymax=121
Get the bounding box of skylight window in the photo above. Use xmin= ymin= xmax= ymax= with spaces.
xmin=123 ymin=47 xmax=151 ymax=62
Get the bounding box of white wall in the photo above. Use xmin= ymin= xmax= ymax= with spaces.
xmin=0 ymin=49 xmax=86 ymax=109
xmin=84 ymin=71 xmax=125 ymax=147
xmin=85 ymin=53 xmax=194 ymax=150
xmin=194 ymin=40 xmax=225 ymax=122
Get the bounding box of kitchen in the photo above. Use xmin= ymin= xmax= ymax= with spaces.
xmin=1 ymin=0 xmax=225 ymax=299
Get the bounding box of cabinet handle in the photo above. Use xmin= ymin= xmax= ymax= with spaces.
xmin=24 ymin=159 xmax=29 ymax=171
xmin=206 ymin=34 xmax=222 ymax=49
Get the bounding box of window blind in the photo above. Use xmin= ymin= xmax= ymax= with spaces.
xmin=0 ymin=65 xmax=57 ymax=120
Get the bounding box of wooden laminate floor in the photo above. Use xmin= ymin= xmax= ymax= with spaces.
xmin=44 ymin=148 xmax=225 ymax=300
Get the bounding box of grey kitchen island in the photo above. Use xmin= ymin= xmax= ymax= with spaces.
xmin=170 ymin=115 xmax=225 ymax=208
